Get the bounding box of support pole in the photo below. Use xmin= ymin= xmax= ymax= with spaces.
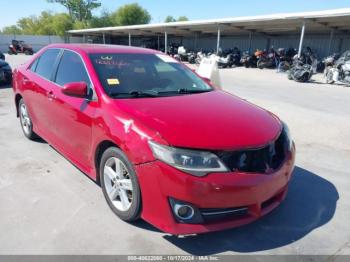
xmin=65 ymin=33 xmax=70 ymax=43
xmin=327 ymin=29 xmax=334 ymax=55
xmin=83 ymin=34 xmax=85 ymax=43
xmin=266 ymin=38 xmax=271 ymax=51
xmin=164 ymin=31 xmax=168 ymax=54
xmin=248 ymin=32 xmax=252 ymax=53
xmin=102 ymin=33 xmax=106 ymax=44
xmin=338 ymin=38 xmax=344 ymax=54
xmin=216 ymin=26 xmax=221 ymax=54
xmin=128 ymin=32 xmax=131 ymax=46
xmin=298 ymin=21 xmax=306 ymax=58
xmin=157 ymin=35 xmax=160 ymax=50
xmin=194 ymin=32 xmax=198 ymax=51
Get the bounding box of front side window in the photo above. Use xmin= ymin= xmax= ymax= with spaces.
xmin=89 ymin=53 xmax=212 ymax=98
xmin=55 ymin=50 xmax=91 ymax=86
xmin=35 ymin=49 xmax=60 ymax=80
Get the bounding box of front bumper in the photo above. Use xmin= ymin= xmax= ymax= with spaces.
xmin=135 ymin=144 xmax=296 ymax=235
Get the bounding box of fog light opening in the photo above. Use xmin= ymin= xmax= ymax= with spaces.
xmin=174 ymin=203 xmax=195 ymax=220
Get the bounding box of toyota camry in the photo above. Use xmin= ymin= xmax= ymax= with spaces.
xmin=12 ymin=44 xmax=295 ymax=234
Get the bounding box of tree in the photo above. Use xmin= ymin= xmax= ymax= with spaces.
xmin=88 ymin=10 xmax=114 ymax=28
xmin=47 ymin=0 xmax=101 ymax=22
xmin=164 ymin=16 xmax=176 ymax=23
xmin=177 ymin=16 xmax=189 ymax=22
xmin=111 ymin=3 xmax=151 ymax=26
xmin=1 ymin=25 xmax=22 ymax=35
xmin=1 ymin=11 xmax=73 ymax=36
xmin=164 ymin=16 xmax=189 ymax=23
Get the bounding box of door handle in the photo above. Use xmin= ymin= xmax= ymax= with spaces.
xmin=47 ymin=91 xmax=55 ymax=100
xmin=22 ymin=77 xmax=31 ymax=85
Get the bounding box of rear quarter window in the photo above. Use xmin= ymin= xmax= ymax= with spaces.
xmin=35 ymin=49 xmax=60 ymax=80
xmin=29 ymin=58 xmax=39 ymax=72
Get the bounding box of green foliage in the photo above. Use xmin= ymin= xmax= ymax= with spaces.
xmin=47 ymin=0 xmax=101 ymax=22
xmin=1 ymin=11 xmax=73 ymax=36
xmin=1 ymin=1 xmax=152 ymax=36
xmin=164 ymin=16 xmax=189 ymax=23
xmin=111 ymin=3 xmax=151 ymax=26
xmin=1 ymin=25 xmax=22 ymax=35
xmin=164 ymin=16 xmax=176 ymax=23
xmin=177 ymin=16 xmax=189 ymax=22
xmin=88 ymin=10 xmax=114 ymax=28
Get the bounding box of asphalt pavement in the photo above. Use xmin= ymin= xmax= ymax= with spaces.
xmin=0 ymin=54 xmax=349 ymax=256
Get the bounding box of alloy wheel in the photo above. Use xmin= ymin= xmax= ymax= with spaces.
xmin=103 ymin=157 xmax=133 ymax=212
xmin=20 ymin=103 xmax=32 ymax=136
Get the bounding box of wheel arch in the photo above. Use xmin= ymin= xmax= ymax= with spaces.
xmin=15 ymin=93 xmax=23 ymax=117
xmin=94 ymin=140 xmax=120 ymax=185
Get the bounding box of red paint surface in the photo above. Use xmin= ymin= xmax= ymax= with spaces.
xmin=13 ymin=44 xmax=295 ymax=234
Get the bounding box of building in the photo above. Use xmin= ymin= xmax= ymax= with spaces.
xmin=67 ymin=8 xmax=350 ymax=58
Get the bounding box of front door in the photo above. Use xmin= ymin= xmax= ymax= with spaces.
xmin=49 ymin=50 xmax=97 ymax=171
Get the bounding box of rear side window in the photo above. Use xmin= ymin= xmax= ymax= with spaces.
xmin=29 ymin=58 xmax=39 ymax=72
xmin=55 ymin=50 xmax=90 ymax=86
xmin=35 ymin=49 xmax=60 ymax=80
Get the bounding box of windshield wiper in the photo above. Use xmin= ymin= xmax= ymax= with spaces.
xmin=129 ymin=90 xmax=159 ymax=97
xmin=109 ymin=90 xmax=159 ymax=98
xmin=176 ymin=88 xmax=212 ymax=94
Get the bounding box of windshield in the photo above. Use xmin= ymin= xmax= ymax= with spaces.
xmin=89 ymin=53 xmax=212 ymax=98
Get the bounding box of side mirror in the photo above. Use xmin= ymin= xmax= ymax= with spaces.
xmin=62 ymin=82 xmax=88 ymax=98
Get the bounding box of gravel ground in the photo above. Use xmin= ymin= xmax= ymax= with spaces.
xmin=0 ymin=54 xmax=349 ymax=257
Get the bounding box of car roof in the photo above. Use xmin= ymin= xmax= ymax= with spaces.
xmin=45 ymin=43 xmax=161 ymax=55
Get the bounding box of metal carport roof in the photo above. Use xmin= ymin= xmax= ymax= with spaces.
xmin=67 ymin=8 xmax=350 ymax=37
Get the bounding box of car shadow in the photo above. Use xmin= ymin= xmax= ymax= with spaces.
xmin=163 ymin=166 xmax=339 ymax=255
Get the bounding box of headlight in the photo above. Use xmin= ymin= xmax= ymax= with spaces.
xmin=148 ymin=141 xmax=229 ymax=177
xmin=282 ymin=121 xmax=293 ymax=150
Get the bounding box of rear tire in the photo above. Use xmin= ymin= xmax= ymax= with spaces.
xmin=18 ymin=98 xmax=39 ymax=140
xmin=257 ymin=61 xmax=264 ymax=69
xmin=296 ymin=73 xmax=310 ymax=83
xmin=100 ymin=147 xmax=141 ymax=222
xmin=325 ymin=68 xmax=335 ymax=84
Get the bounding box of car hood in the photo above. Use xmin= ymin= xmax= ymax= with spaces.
xmin=113 ymin=91 xmax=281 ymax=150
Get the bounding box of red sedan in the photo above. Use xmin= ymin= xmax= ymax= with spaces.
xmin=12 ymin=44 xmax=295 ymax=235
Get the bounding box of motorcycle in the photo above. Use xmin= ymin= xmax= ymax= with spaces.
xmin=277 ymin=48 xmax=297 ymax=72
xmin=215 ymin=47 xmax=242 ymax=68
xmin=175 ymin=46 xmax=188 ymax=62
xmin=256 ymin=48 xmax=278 ymax=69
xmin=324 ymin=51 xmax=350 ymax=85
xmin=287 ymin=55 xmax=313 ymax=82
xmin=228 ymin=47 xmax=242 ymax=67
xmin=187 ymin=51 xmax=197 ymax=64
xmin=8 ymin=40 xmax=34 ymax=55
xmin=0 ymin=59 xmax=12 ymax=85
xmin=318 ymin=53 xmax=340 ymax=73
xmin=240 ymin=51 xmax=257 ymax=68
xmin=216 ymin=53 xmax=235 ymax=68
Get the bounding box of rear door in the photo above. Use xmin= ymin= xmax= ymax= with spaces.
xmin=23 ymin=48 xmax=61 ymax=138
xmin=49 ymin=50 xmax=97 ymax=171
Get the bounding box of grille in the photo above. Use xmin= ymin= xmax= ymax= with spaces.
xmin=216 ymin=129 xmax=290 ymax=174
xmin=200 ymin=206 xmax=249 ymax=223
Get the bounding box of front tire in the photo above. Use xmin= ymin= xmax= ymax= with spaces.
xmin=100 ymin=147 xmax=141 ymax=222
xmin=18 ymin=98 xmax=38 ymax=140
xmin=257 ymin=61 xmax=265 ymax=69
xmin=325 ymin=68 xmax=335 ymax=84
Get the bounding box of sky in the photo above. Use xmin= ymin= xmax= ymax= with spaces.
xmin=1 ymin=0 xmax=350 ymax=29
